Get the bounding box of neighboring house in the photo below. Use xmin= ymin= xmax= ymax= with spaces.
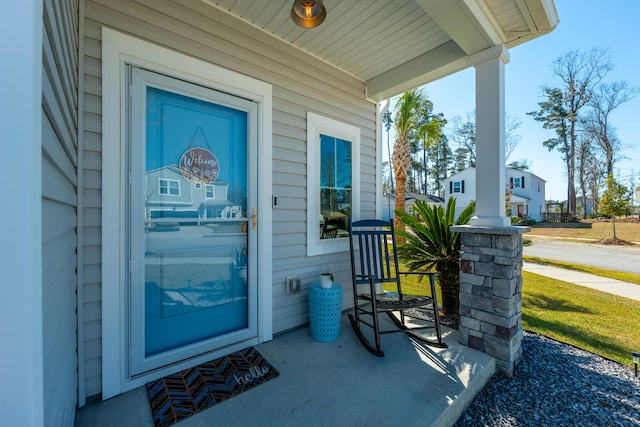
xmin=3 ymin=1 xmax=558 ymax=425
xmin=444 ymin=167 xmax=547 ymax=221
xmin=145 ymin=165 xmax=240 ymax=222
xmin=381 ymin=192 xmax=445 ymax=221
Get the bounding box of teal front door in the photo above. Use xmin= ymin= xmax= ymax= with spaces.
xmin=128 ymin=68 xmax=258 ymax=375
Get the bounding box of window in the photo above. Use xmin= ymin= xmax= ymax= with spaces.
xmin=513 ymin=177 xmax=521 ymax=188
xmin=510 ymin=176 xmax=526 ymax=189
xmin=205 ymin=184 xmax=214 ymax=199
xmin=306 ymin=113 xmax=360 ymax=256
xmin=450 ymin=180 xmax=464 ymax=194
xmin=159 ymin=178 xmax=180 ymax=196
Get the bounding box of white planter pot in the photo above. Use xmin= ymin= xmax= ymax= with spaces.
xmin=320 ymin=274 xmax=333 ymax=289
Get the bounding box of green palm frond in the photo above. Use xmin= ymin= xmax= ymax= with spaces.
xmin=394 ymin=89 xmax=424 ymax=134
xmin=395 ymin=197 xmax=476 ymax=272
xmin=395 ymin=197 xmax=475 ymax=317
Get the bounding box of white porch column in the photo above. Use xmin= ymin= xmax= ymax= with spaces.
xmin=471 ymin=45 xmax=510 ymax=228
xmin=0 ymin=0 xmax=44 ymax=425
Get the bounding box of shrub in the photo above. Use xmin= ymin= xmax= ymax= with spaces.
xmin=395 ymin=197 xmax=475 ymax=318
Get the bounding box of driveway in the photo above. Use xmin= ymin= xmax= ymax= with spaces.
xmin=523 ymin=237 xmax=640 ymax=275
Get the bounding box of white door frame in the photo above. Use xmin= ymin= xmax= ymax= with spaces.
xmin=101 ymin=28 xmax=272 ymax=399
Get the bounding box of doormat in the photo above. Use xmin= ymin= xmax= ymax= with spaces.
xmin=146 ymin=347 xmax=279 ymax=427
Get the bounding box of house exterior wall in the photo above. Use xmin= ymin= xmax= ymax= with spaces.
xmin=444 ymin=167 xmax=546 ymax=221
xmin=506 ymin=169 xmax=546 ymax=221
xmin=42 ymin=0 xmax=79 ymax=424
xmin=80 ymin=0 xmax=377 ymax=399
xmin=444 ymin=168 xmax=476 ymax=217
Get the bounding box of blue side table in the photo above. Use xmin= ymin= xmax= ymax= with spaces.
xmin=308 ymin=282 xmax=343 ymax=342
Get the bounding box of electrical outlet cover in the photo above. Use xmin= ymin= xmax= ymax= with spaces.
xmin=285 ymin=275 xmax=299 ymax=295
xmin=291 ymin=278 xmax=301 ymax=293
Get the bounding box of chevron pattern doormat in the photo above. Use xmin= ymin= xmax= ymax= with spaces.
xmin=146 ymin=347 xmax=279 ymax=427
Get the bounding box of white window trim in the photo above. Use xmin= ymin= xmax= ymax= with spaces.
xmin=205 ymin=184 xmax=215 ymax=199
xmin=306 ymin=112 xmax=360 ymax=256
xmin=101 ymin=28 xmax=272 ymax=399
xmin=159 ymin=178 xmax=180 ymax=196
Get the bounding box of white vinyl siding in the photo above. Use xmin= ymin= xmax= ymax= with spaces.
xmin=42 ymin=0 xmax=79 ymax=423
xmin=81 ymin=0 xmax=376 ymax=399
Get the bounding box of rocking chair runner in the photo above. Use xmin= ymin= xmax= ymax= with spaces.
xmin=348 ymin=219 xmax=446 ymax=356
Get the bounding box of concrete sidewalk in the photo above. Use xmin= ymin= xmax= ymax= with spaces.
xmin=523 ymin=262 xmax=640 ymax=301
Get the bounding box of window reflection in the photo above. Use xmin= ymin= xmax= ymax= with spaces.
xmin=320 ymin=134 xmax=352 ymax=239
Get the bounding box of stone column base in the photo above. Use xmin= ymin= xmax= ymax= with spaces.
xmin=450 ymin=224 xmax=530 ymax=378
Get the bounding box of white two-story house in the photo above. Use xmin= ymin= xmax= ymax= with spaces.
xmin=444 ymin=167 xmax=546 ymax=221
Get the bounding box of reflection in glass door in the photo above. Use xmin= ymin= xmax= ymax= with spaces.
xmin=129 ymin=68 xmax=258 ymax=375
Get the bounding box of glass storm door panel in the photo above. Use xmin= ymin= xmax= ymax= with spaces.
xmin=129 ymin=68 xmax=258 ymax=375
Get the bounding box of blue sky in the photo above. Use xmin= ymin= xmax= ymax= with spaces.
xmin=415 ymin=0 xmax=640 ymax=201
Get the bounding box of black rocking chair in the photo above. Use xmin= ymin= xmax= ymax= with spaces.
xmin=348 ymin=219 xmax=446 ymax=356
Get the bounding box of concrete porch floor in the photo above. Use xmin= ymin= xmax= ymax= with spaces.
xmin=75 ymin=315 xmax=495 ymax=427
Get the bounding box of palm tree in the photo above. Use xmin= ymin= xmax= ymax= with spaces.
xmin=395 ymin=197 xmax=475 ymax=318
xmin=392 ymin=89 xmax=425 ymax=233
xmin=415 ymin=99 xmax=446 ymax=194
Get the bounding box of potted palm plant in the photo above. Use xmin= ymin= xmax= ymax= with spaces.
xmin=395 ymin=197 xmax=475 ymax=318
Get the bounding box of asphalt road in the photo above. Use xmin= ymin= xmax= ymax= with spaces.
xmin=523 ymin=237 xmax=640 ymax=275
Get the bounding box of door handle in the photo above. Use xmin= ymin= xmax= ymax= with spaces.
xmin=252 ymin=208 xmax=258 ymax=231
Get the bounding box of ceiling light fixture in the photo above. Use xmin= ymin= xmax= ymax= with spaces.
xmin=291 ymin=0 xmax=326 ymax=28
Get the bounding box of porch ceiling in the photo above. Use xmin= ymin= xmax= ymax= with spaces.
xmin=202 ymin=0 xmax=558 ymax=101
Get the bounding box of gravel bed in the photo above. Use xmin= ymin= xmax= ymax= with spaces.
xmin=455 ymin=331 xmax=640 ymax=427
xmin=408 ymin=308 xmax=640 ymax=426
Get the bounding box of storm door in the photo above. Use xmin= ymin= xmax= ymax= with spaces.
xmin=128 ymin=67 xmax=258 ymax=375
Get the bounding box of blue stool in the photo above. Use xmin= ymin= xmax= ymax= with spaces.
xmin=308 ymin=282 xmax=343 ymax=342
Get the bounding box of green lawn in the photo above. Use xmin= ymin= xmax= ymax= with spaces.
xmin=522 ymin=270 xmax=640 ymax=366
xmin=525 ymin=221 xmax=640 ymax=242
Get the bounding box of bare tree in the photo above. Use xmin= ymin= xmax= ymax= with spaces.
xmin=450 ymin=112 xmax=476 ymax=169
xmin=529 ymin=49 xmax=612 ymax=215
xmin=589 ymin=159 xmax=606 ymax=214
xmin=450 ymin=111 xmax=522 ymax=169
xmin=504 ymin=113 xmax=523 ymax=161
xmin=582 ymin=81 xmax=639 ymax=176
xmin=575 ymin=136 xmax=598 ymax=218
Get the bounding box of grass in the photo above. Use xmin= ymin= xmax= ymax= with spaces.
xmin=523 ymin=255 xmax=640 ymax=286
xmin=525 ymin=220 xmax=640 ymax=242
xmin=522 ymin=270 xmax=640 ymax=366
